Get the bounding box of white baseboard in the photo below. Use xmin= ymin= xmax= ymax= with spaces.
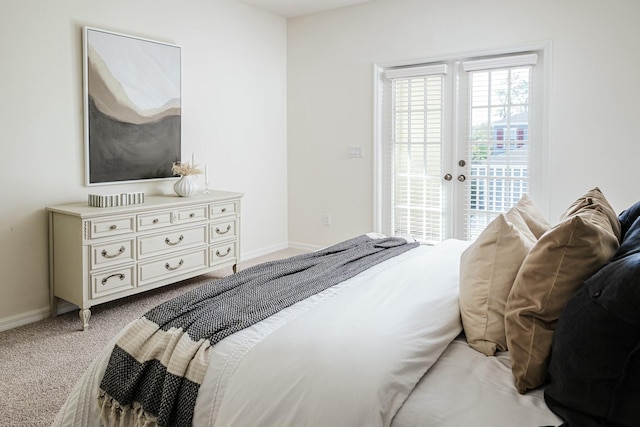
xmin=288 ymin=241 xmax=323 ymax=252
xmin=0 ymin=241 xmax=322 ymax=333
xmin=0 ymin=301 xmax=77 ymax=332
xmin=0 ymin=307 xmax=50 ymax=332
xmin=241 ymin=240 xmax=321 ymax=260
xmin=241 ymin=241 xmax=290 ymax=261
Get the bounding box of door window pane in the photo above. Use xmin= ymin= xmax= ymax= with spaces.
xmin=390 ymin=75 xmax=444 ymax=243
xmin=465 ymin=65 xmax=532 ymax=239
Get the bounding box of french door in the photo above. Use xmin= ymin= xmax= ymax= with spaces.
xmin=376 ymin=50 xmax=544 ymax=242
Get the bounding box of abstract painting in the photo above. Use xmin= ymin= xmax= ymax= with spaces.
xmin=83 ymin=27 xmax=181 ymax=185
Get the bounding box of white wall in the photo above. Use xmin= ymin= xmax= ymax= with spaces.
xmin=0 ymin=0 xmax=288 ymax=327
xmin=287 ymin=0 xmax=640 ymax=247
xmin=5 ymin=0 xmax=640 ymax=329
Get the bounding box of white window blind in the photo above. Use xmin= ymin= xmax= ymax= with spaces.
xmin=385 ymin=64 xmax=447 ymax=79
xmin=462 ymin=53 xmax=537 ymax=71
xmin=386 ymin=65 xmax=447 ymax=243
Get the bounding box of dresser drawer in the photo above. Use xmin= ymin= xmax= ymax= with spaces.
xmin=137 ymin=211 xmax=173 ymax=231
xmin=137 ymin=225 xmax=207 ymax=259
xmin=210 ymin=241 xmax=237 ymax=267
xmin=138 ymin=248 xmax=208 ymax=286
xmin=210 ymin=219 xmax=237 ymax=243
xmin=90 ymin=239 xmax=135 ymax=270
xmin=88 ymin=216 xmax=135 ymax=239
xmin=210 ymin=201 xmax=237 ymax=218
xmin=91 ymin=265 xmax=136 ymax=299
xmin=173 ymin=205 xmax=207 ymax=224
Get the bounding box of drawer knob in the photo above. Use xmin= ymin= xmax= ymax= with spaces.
xmin=101 ymin=246 xmax=126 ymax=259
xmin=165 ymin=259 xmax=184 ymax=271
xmin=189 ymin=213 xmax=195 ymax=218
xmin=221 ymin=208 xmax=227 ymax=213
xmin=165 ymin=235 xmax=184 ymax=246
xmin=109 ymin=225 xmax=117 ymax=230
xmin=152 ymin=218 xmax=159 ymax=224
xmin=216 ymin=225 xmax=232 ymax=235
xmin=216 ymin=247 xmax=232 ymax=257
xmin=101 ymin=273 xmax=125 ymax=285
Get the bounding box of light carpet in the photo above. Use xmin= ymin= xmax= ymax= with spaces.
xmin=0 ymin=248 xmax=306 ymax=427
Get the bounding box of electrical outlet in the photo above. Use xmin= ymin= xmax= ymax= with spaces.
xmin=323 ymin=213 xmax=332 ymax=226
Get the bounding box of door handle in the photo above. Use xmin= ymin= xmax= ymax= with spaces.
xmin=444 ymin=174 xmax=452 ymax=181
xmin=458 ymin=174 xmax=466 ymax=182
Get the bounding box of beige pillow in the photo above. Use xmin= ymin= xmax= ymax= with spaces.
xmin=510 ymin=193 xmax=551 ymax=239
xmin=459 ymin=195 xmax=547 ymax=356
xmin=505 ymin=189 xmax=620 ymax=393
xmin=559 ymin=187 xmax=621 ymax=241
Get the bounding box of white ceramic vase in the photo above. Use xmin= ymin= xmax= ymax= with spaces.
xmin=173 ymin=175 xmax=198 ymax=197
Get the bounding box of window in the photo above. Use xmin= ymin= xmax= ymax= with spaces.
xmin=375 ymin=48 xmax=547 ymax=242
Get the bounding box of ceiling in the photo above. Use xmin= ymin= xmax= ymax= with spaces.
xmin=239 ymin=0 xmax=374 ymax=18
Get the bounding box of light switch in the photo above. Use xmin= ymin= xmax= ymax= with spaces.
xmin=348 ymin=145 xmax=364 ymax=158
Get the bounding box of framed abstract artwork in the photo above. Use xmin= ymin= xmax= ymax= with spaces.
xmin=83 ymin=27 xmax=181 ymax=185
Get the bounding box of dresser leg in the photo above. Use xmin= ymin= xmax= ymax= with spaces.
xmin=233 ymin=263 xmax=237 ymax=273
xmin=79 ymin=309 xmax=91 ymax=330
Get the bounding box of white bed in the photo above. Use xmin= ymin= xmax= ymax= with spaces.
xmin=53 ymin=237 xmax=562 ymax=427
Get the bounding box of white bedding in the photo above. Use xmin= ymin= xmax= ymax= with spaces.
xmin=53 ymin=238 xmax=561 ymax=427
xmin=395 ymin=337 xmax=562 ymax=426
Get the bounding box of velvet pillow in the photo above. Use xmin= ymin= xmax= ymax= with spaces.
xmin=459 ymin=196 xmax=546 ymax=356
xmin=509 ymin=193 xmax=550 ymax=239
xmin=544 ymin=211 xmax=640 ymax=427
xmin=560 ymin=187 xmax=621 ymax=241
xmin=504 ymin=188 xmax=620 ymax=393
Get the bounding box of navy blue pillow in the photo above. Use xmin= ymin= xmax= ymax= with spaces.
xmin=544 ymin=212 xmax=640 ymax=426
xmin=619 ymin=200 xmax=640 ymax=240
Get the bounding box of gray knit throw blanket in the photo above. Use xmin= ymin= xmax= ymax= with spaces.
xmin=97 ymin=234 xmax=418 ymax=427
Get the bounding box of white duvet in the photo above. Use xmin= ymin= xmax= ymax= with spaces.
xmin=53 ymin=238 xmax=561 ymax=427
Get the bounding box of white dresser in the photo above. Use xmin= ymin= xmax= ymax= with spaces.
xmin=47 ymin=191 xmax=243 ymax=329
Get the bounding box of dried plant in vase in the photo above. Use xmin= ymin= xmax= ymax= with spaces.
xmin=171 ymin=162 xmax=204 ymax=176
xmin=171 ymin=162 xmax=203 ymax=197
